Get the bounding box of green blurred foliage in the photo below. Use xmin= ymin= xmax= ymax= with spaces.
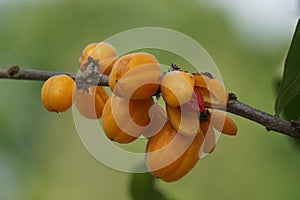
xmin=0 ymin=0 xmax=299 ymax=200
xmin=130 ymin=172 xmax=170 ymax=200
xmin=283 ymin=94 xmax=300 ymax=151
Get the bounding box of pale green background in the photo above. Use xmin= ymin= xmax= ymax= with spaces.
xmin=0 ymin=1 xmax=300 ymax=200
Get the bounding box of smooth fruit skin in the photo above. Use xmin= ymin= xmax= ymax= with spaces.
xmin=161 ymin=71 xmax=195 ymax=107
xmin=74 ymin=86 xmax=109 ymax=119
xmin=194 ymin=73 xmax=228 ymax=109
xmin=210 ymin=109 xmax=238 ymax=135
xmin=41 ymin=76 xmax=55 ymax=112
xmin=166 ymin=104 xmax=200 ymax=137
xmin=200 ymin=120 xmax=216 ymax=154
xmin=109 ymin=52 xmax=162 ymax=100
xmin=41 ymin=75 xmax=75 ymax=112
xmin=78 ymin=42 xmax=117 ymax=75
xmin=102 ymin=94 xmax=154 ymax=143
xmin=145 ymin=121 xmax=204 ymax=182
xmin=142 ymin=103 xmax=167 ymax=138
xmin=78 ymin=43 xmax=97 ymax=65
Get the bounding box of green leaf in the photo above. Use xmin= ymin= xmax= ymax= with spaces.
xmin=274 ymin=74 xmax=300 ymax=149
xmin=275 ymin=19 xmax=300 ymax=115
xmin=130 ymin=173 xmax=170 ymax=200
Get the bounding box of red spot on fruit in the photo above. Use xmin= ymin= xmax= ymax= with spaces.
xmin=182 ymin=89 xmax=205 ymax=113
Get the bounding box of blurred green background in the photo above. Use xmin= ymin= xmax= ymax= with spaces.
xmin=0 ymin=0 xmax=300 ymax=199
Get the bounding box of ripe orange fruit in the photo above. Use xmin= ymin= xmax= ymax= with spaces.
xmin=109 ymin=52 xmax=162 ymax=100
xmin=194 ymin=73 xmax=228 ymax=109
xmin=161 ymin=70 xmax=195 ymax=107
xmin=166 ymin=104 xmax=200 ymax=137
xmin=209 ymin=109 xmax=238 ymax=135
xmin=142 ymin=103 xmax=167 ymax=138
xmin=74 ymin=86 xmax=109 ymax=119
xmin=200 ymin=120 xmax=216 ymax=154
xmin=78 ymin=43 xmax=97 ymax=66
xmin=145 ymin=121 xmax=204 ymax=182
xmin=102 ymin=94 xmax=154 ymax=143
xmin=41 ymin=75 xmax=75 ymax=112
xmin=78 ymin=42 xmax=117 ymax=75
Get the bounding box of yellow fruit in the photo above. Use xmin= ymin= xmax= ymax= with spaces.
xmin=161 ymin=71 xmax=195 ymax=107
xmin=145 ymin=121 xmax=204 ymax=182
xmin=74 ymin=86 xmax=109 ymax=119
xmin=200 ymin=120 xmax=216 ymax=154
xmin=79 ymin=42 xmax=117 ymax=75
xmin=142 ymin=103 xmax=167 ymax=138
xmin=210 ymin=109 xmax=238 ymax=135
xmin=194 ymin=73 xmax=227 ymax=108
xmin=78 ymin=43 xmax=97 ymax=66
xmin=109 ymin=52 xmax=162 ymax=100
xmin=166 ymin=104 xmax=200 ymax=137
xmin=41 ymin=75 xmax=75 ymax=112
xmin=102 ymin=94 xmax=154 ymax=143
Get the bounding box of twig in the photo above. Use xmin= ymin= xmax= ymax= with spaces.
xmin=0 ymin=66 xmax=300 ymax=138
xmin=0 ymin=65 xmax=109 ymax=86
xmin=226 ymin=93 xmax=300 ymax=138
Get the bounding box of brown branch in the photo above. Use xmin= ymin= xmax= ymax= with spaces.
xmin=0 ymin=66 xmax=69 ymax=81
xmin=0 ymin=65 xmax=109 ymax=86
xmin=0 ymin=66 xmax=300 ymax=138
xmin=226 ymin=93 xmax=300 ymax=138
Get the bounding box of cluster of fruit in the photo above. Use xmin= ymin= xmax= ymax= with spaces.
xmin=40 ymin=42 xmax=237 ymax=182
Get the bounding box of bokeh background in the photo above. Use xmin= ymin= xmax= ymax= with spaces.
xmin=0 ymin=0 xmax=300 ymax=199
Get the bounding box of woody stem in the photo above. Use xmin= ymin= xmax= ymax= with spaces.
xmin=226 ymin=93 xmax=300 ymax=138
xmin=0 ymin=66 xmax=109 ymax=86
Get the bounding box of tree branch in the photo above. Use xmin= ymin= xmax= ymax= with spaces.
xmin=226 ymin=94 xmax=300 ymax=138
xmin=1 ymin=66 xmax=300 ymax=138
xmin=0 ymin=65 xmax=109 ymax=86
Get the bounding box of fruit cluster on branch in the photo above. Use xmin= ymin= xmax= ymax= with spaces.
xmin=39 ymin=42 xmax=238 ymax=182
